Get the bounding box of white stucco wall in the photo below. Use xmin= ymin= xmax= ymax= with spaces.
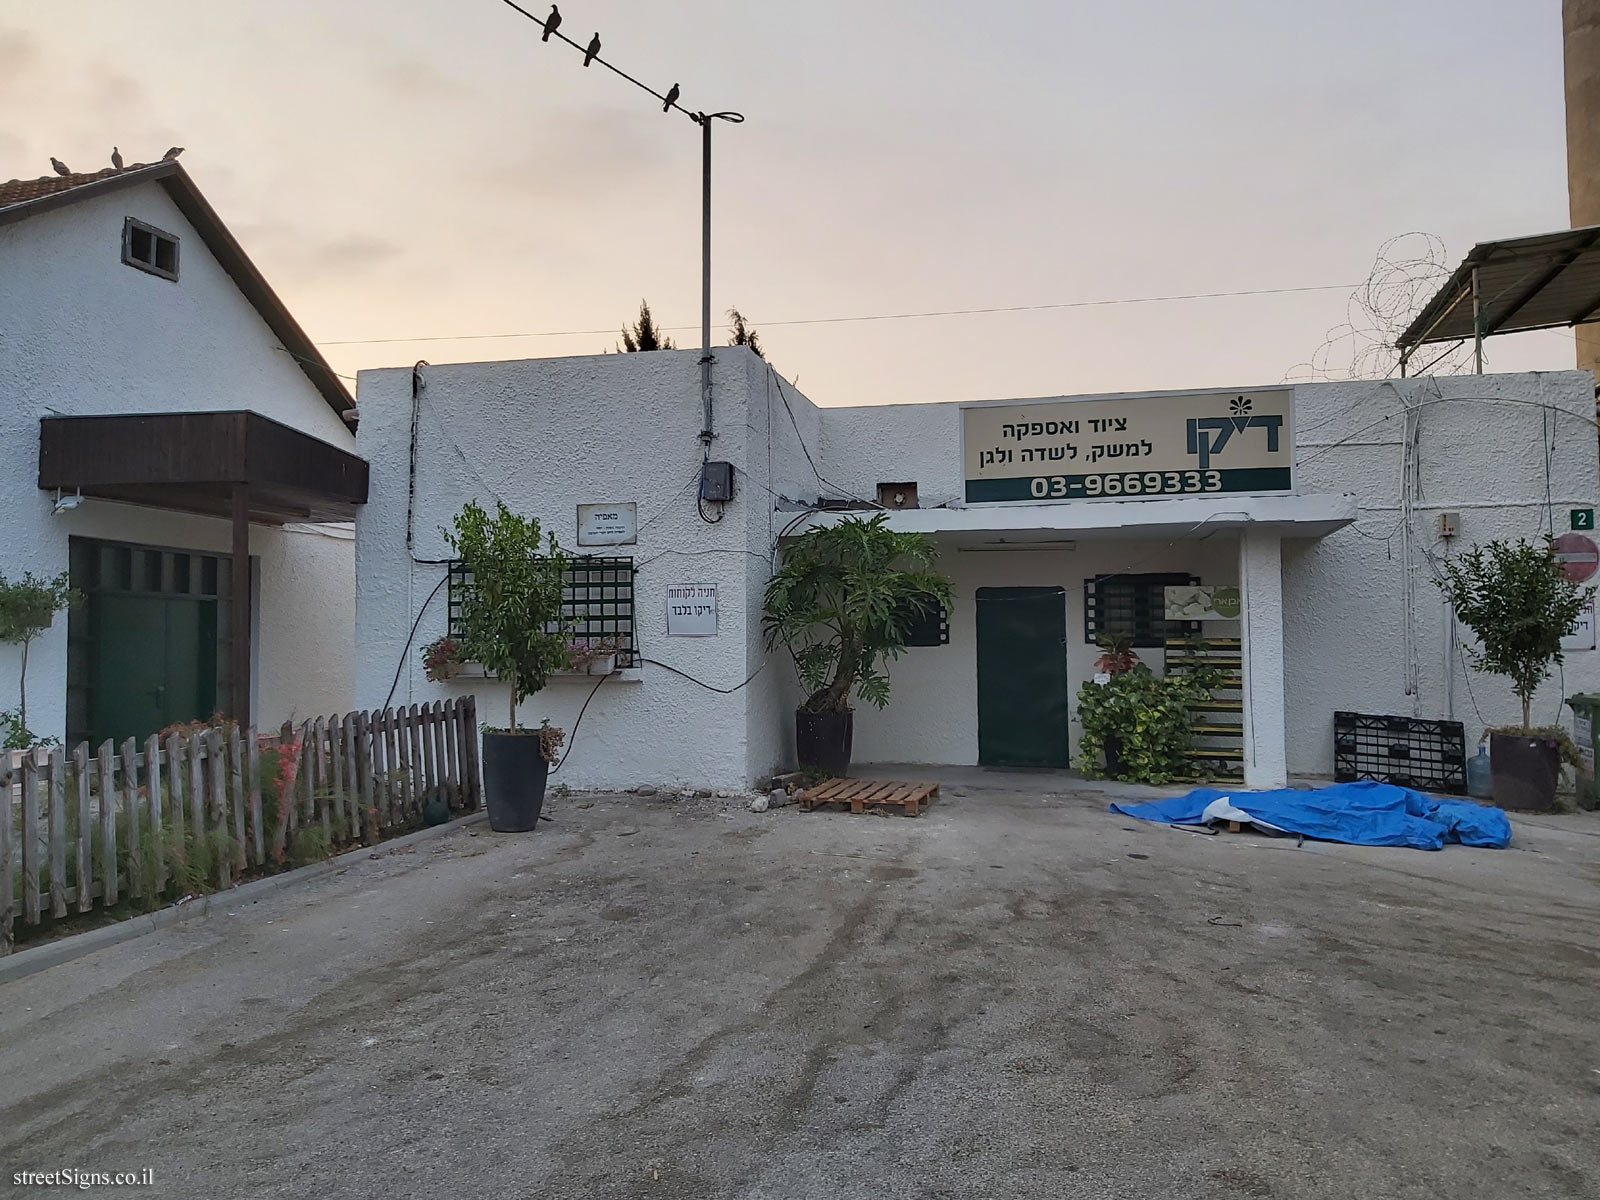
xmin=1282 ymin=372 xmax=1600 ymax=775
xmin=351 ymin=359 xmax=1598 ymax=788
xmin=354 ymin=349 xmax=788 ymax=792
xmin=808 ymin=373 xmax=1600 ymax=779
xmin=0 ymin=179 xmax=357 ymax=741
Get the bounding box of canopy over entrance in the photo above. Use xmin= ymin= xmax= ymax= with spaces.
xmin=37 ymin=410 xmax=369 ymax=730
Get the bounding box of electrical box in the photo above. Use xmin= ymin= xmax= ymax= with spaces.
xmin=700 ymin=460 xmax=735 ymax=502
xmin=1438 ymin=511 xmax=1459 ymax=539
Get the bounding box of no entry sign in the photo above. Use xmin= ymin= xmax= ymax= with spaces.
xmin=1554 ymin=532 xmax=1599 ymax=584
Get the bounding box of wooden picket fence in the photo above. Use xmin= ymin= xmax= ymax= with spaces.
xmin=1 ymin=697 xmax=480 ymax=956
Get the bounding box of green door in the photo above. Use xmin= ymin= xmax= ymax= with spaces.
xmin=976 ymin=587 xmax=1070 ymax=767
xmin=89 ymin=593 xmax=216 ymax=744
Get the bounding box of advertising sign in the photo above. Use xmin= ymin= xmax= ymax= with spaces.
xmin=1165 ymin=585 xmax=1242 ymax=621
xmin=961 ymin=388 xmax=1293 ymax=504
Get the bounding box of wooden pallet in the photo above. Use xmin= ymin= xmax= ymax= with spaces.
xmin=798 ymin=777 xmax=940 ymax=816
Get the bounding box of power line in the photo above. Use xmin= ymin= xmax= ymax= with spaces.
xmin=494 ymin=0 xmax=698 ymax=121
xmin=314 ymin=283 xmax=1361 ymax=347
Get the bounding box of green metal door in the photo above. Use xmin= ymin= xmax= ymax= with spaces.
xmin=89 ymin=593 xmax=216 ymax=744
xmin=976 ymin=587 xmax=1070 ymax=767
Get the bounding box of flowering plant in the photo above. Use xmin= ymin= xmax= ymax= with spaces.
xmin=421 ymin=636 xmax=463 ymax=682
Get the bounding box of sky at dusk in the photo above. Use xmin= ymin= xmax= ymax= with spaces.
xmin=1 ymin=0 xmax=1584 ymax=406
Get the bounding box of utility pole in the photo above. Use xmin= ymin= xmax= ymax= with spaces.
xmin=499 ymin=2 xmax=743 ymax=444
xmin=697 ymin=111 xmax=744 ymax=448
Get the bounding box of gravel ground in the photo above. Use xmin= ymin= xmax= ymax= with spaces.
xmin=1 ymin=782 xmax=1597 ymax=1199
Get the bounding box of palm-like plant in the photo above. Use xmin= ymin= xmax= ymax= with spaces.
xmin=762 ymin=515 xmax=953 ymax=713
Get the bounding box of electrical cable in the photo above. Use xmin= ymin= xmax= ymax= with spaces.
xmin=640 ymin=657 xmax=766 ymax=695
xmin=383 ymin=572 xmax=450 ymax=711
xmin=549 ymin=673 xmax=608 ymax=773
xmin=315 ymin=284 xmax=1364 ymax=347
xmin=765 ymin=365 xmax=880 ymax=506
xmin=272 ymin=345 xmax=357 ymax=382
xmin=493 ymin=0 xmax=701 ymax=121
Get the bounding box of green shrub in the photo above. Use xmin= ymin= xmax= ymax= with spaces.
xmin=1077 ymin=661 xmax=1224 ymax=785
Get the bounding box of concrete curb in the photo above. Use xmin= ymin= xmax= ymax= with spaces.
xmin=0 ymin=811 xmax=488 ymax=986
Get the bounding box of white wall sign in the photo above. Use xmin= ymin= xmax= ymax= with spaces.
xmin=577 ymin=502 xmax=637 ymax=546
xmin=666 ymin=583 xmax=718 ymax=636
xmin=1562 ymin=594 xmax=1596 ymax=651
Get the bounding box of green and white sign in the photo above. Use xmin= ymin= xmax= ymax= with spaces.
xmin=961 ymin=388 xmax=1293 ymax=504
xmin=1165 ymin=585 xmax=1241 ymax=621
xmin=1572 ymin=508 xmax=1595 ymax=532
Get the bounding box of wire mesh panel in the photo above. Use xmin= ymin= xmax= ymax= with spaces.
xmin=449 ymin=556 xmax=637 ymax=667
xmin=1333 ymin=711 xmax=1467 ymax=794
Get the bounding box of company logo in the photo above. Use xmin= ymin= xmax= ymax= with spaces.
xmin=1185 ymin=396 xmax=1284 ymax=469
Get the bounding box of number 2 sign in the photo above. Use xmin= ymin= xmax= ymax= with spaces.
xmin=666 ymin=584 xmax=718 ymax=636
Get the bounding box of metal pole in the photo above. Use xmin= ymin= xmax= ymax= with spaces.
xmin=699 ymin=115 xmax=713 ymax=446
xmin=1471 ymin=265 xmax=1484 ymax=374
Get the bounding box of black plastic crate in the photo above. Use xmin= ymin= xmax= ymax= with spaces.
xmin=1332 ymin=711 xmax=1467 ymax=794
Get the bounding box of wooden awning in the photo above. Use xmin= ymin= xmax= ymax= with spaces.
xmin=38 ymin=411 xmax=368 ymax=523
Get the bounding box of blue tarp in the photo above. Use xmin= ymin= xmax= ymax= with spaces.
xmin=1110 ymin=780 xmax=1512 ymax=851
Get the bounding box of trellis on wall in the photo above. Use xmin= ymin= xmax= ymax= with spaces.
xmin=448 ymin=556 xmax=638 ymax=668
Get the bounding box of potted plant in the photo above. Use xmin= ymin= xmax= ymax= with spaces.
xmin=762 ymin=514 xmax=952 ymax=775
xmin=1076 ymin=657 xmax=1223 ymax=785
xmin=420 ymin=635 xmax=463 ymax=682
xmin=444 ymin=500 xmax=572 ymax=832
xmin=1435 ymin=536 xmax=1585 ymax=812
xmin=567 ymin=634 xmax=624 ymax=676
xmin=1089 ymin=633 xmax=1140 ymax=774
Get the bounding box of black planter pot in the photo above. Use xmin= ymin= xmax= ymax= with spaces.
xmin=481 ymin=730 xmax=550 ymax=832
xmin=796 ymin=709 xmax=854 ymax=776
xmin=1489 ymin=732 xmax=1560 ymax=813
xmin=1102 ymin=734 xmax=1125 ymax=778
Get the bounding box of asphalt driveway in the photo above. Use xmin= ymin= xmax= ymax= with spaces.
xmin=2 ymin=780 xmax=1597 ymax=1199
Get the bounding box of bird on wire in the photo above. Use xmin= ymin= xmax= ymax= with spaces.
xmin=50 ymin=156 xmax=70 ymax=176
xmin=110 ymin=146 xmax=123 ymax=169
xmin=162 ymin=146 xmax=184 ymax=161
xmin=583 ymin=33 xmax=600 ymax=66
xmin=542 ymin=4 xmax=560 ymax=40
xmin=663 ymin=83 xmax=680 ymax=112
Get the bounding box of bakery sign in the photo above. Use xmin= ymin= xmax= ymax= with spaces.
xmin=961 ymin=388 xmax=1294 ymax=503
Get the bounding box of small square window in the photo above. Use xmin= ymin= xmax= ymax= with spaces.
xmin=122 ymin=217 xmax=179 ymax=280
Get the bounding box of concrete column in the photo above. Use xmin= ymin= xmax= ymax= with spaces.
xmin=1567 ymin=0 xmax=1600 ymax=380
xmin=1239 ymin=528 xmax=1288 ymax=789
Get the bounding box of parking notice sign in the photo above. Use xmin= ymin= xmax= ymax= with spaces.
xmin=666 ymin=584 xmax=718 ymax=636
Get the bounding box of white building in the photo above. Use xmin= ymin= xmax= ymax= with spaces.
xmin=353 ymin=348 xmax=1599 ymax=792
xmin=0 ymin=158 xmax=364 ymax=747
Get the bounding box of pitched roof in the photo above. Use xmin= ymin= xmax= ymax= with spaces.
xmin=0 ymin=160 xmax=355 ymax=425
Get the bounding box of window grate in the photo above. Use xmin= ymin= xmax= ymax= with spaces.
xmin=448 ymin=556 xmax=637 ymax=667
xmin=1084 ymin=572 xmax=1199 ymax=647
xmin=899 ymin=592 xmax=949 ymax=647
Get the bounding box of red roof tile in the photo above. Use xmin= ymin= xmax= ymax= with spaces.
xmin=0 ymin=163 xmax=156 ymax=210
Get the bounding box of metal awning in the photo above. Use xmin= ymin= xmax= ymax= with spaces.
xmin=38 ymin=411 xmax=369 ymax=523
xmin=1396 ymin=225 xmax=1600 ymax=365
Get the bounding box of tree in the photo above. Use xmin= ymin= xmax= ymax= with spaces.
xmin=727 ymin=307 xmax=764 ymax=359
xmin=619 ymin=300 xmax=675 ymax=352
xmin=762 ymin=515 xmax=953 ymax=713
xmin=443 ymin=501 xmax=571 ymax=732
xmin=0 ymin=571 xmax=77 ymax=744
xmin=1434 ymin=535 xmax=1584 ymax=729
